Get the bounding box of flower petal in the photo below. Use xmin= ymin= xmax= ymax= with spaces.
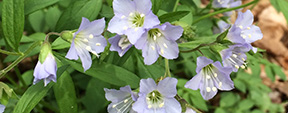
xmin=143 ymin=11 xmax=160 ymax=29
xmin=196 ymin=56 xmax=213 ymax=73
xmin=74 ymin=42 xmax=92 ymax=71
xmin=157 ymin=77 xmax=178 ymax=98
xmin=164 ymin=98 xmax=182 ymax=113
xmin=161 ymin=22 xmax=183 ymax=41
xmin=125 ymin=27 xmax=145 ymax=44
xmin=88 ymin=35 xmax=107 ymax=53
xmin=113 ymin=0 xmax=136 ymax=16
xmin=65 ymin=41 xmax=79 ymax=60
xmin=200 ymin=75 xmax=218 ymax=100
xmin=142 ymin=40 xmax=159 ymax=65
xmin=139 ymin=78 xmax=157 ymax=94
xmin=104 ymin=88 xmax=131 ymax=103
xmin=235 ymin=10 xmax=253 ymax=28
xmin=134 ymin=0 xmax=152 ymax=14
xmin=156 ymin=37 xmax=179 ymax=59
xmin=132 ymin=96 xmax=147 ymax=113
xmin=185 ymin=72 xmax=203 ymax=90
xmin=78 ymin=18 xmax=106 ymax=36
xmin=108 ymin=17 xmax=129 ymax=35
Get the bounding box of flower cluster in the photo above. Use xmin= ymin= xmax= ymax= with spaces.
xmin=108 ymin=0 xmax=183 ymax=65
xmin=105 ymin=77 xmax=186 ymax=113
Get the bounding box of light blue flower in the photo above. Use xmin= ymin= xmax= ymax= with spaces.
xmin=108 ymin=0 xmax=160 ymax=44
xmin=108 ymin=35 xmax=133 ymax=57
xmin=132 ymin=77 xmax=181 ymax=113
xmin=65 ymin=17 xmax=107 ymax=71
xmin=185 ymin=56 xmax=234 ymax=100
xmin=104 ymin=86 xmax=138 ymax=113
xmin=33 ymin=42 xmax=57 ymax=86
xmin=134 ymin=22 xmax=183 ymax=65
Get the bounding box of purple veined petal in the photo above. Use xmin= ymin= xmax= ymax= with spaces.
xmin=132 ymin=96 xmax=147 ymax=113
xmin=185 ymin=72 xmax=203 ymax=90
xmin=134 ymin=0 xmax=152 ymax=14
xmin=65 ymin=41 xmax=79 ymax=60
xmin=185 ymin=108 xmax=196 ymax=113
xmin=227 ymin=25 xmax=246 ymax=44
xmin=76 ymin=17 xmax=91 ymax=33
xmin=142 ymin=40 xmax=159 ymax=65
xmin=196 ymin=56 xmax=214 ymax=73
xmin=229 ymin=0 xmax=242 ymax=9
xmin=241 ymin=25 xmax=263 ymax=43
xmin=125 ymin=27 xmax=145 ymax=44
xmin=164 ymin=98 xmax=182 ymax=113
xmin=104 ymin=88 xmax=131 ymax=103
xmin=88 ymin=35 xmax=107 ymax=53
xmin=139 ymin=78 xmax=157 ymax=94
xmin=252 ymin=47 xmax=257 ymax=53
xmin=235 ymin=10 xmax=254 ymax=28
xmin=33 ymin=61 xmax=46 ymax=84
xmin=212 ymin=0 xmax=229 ymax=8
xmin=112 ymin=0 xmax=136 ymax=16
xmin=157 ymin=77 xmax=178 ymax=98
xmin=134 ymin=32 xmax=148 ymax=50
xmin=0 ymin=104 xmax=5 ymax=113
xmin=74 ymin=42 xmax=92 ymax=71
xmin=161 ymin=22 xmax=183 ymax=41
xmin=107 ymin=17 xmax=129 ymax=35
xmin=220 ymin=47 xmax=233 ymax=61
xmin=215 ymin=20 xmax=230 ymax=34
xmin=78 ymin=18 xmax=106 ymax=36
xmin=199 ymin=74 xmax=218 ymax=100
xmin=43 ymin=54 xmax=57 ymax=76
xmin=156 ymin=36 xmax=179 ymax=59
xmin=142 ymin=11 xmax=160 ymax=29
xmin=212 ymin=62 xmax=234 ymax=90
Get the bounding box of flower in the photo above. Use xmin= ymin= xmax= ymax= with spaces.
xmin=227 ymin=10 xmax=263 ymax=45
xmin=220 ymin=43 xmax=250 ymax=72
xmin=134 ymin=22 xmax=183 ymax=65
xmin=0 ymin=104 xmax=5 ymax=113
xmin=33 ymin=42 xmax=57 ymax=86
xmin=185 ymin=56 xmax=234 ymax=100
xmin=108 ymin=35 xmax=133 ymax=57
xmin=132 ymin=77 xmax=181 ymax=113
xmin=108 ymin=0 xmax=160 ymax=44
xmin=65 ymin=17 xmax=107 ymax=71
xmin=104 ymin=86 xmax=138 ymax=113
xmin=213 ymin=20 xmax=230 ymax=34
xmin=184 ymin=108 xmax=196 ymax=113
xmin=212 ymin=0 xmax=242 ymax=16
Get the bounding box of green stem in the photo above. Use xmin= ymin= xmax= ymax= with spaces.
xmin=0 ymin=41 xmax=42 ymax=78
xmin=173 ymin=0 xmax=180 ymax=12
xmin=14 ymin=67 xmax=27 ymax=88
xmin=180 ymin=42 xmax=217 ymax=53
xmin=0 ymin=49 xmax=23 ymax=56
xmin=40 ymin=100 xmax=60 ymax=113
xmin=5 ymin=74 xmax=18 ymax=87
xmin=164 ymin=58 xmax=171 ymax=77
xmin=192 ymin=0 xmax=259 ymax=25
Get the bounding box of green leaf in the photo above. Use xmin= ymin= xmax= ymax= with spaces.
xmin=215 ymin=108 xmax=227 ymax=113
xmin=159 ymin=11 xmax=190 ymax=23
xmin=52 ymin=37 xmax=71 ymax=50
xmin=2 ymin=0 xmax=24 ymax=51
xmin=24 ymin=0 xmax=59 ymax=15
xmin=136 ymin=55 xmax=164 ymax=79
xmin=20 ymin=70 xmax=34 ymax=86
xmin=28 ymin=10 xmax=49 ymax=32
xmin=220 ymin=92 xmax=240 ymax=107
xmin=82 ymin=78 xmax=110 ymax=113
xmin=277 ymin=0 xmax=288 ymax=24
xmin=188 ymin=90 xmax=208 ymax=111
xmin=45 ymin=6 xmax=62 ymax=31
xmin=238 ymin=99 xmax=254 ymax=110
xmin=13 ymin=82 xmax=53 ymax=113
xmin=234 ymin=79 xmax=246 ymax=93
xmin=151 ymin=0 xmax=162 ymax=14
xmin=55 ymin=53 xmax=140 ymax=88
xmin=216 ymin=28 xmax=229 ymax=42
xmin=0 ymin=82 xmax=13 ymax=99
xmin=264 ymin=65 xmax=275 ymax=81
xmin=53 ymin=72 xmax=78 ymax=113
xmin=56 ymin=0 xmax=102 ymax=32
xmin=271 ymin=65 xmax=286 ymax=80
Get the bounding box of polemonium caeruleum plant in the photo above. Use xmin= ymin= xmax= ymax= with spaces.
xmin=108 ymin=0 xmax=160 ymax=44
xmin=33 ymin=41 xmax=57 ymax=86
xmin=185 ymin=56 xmax=234 ymax=100
xmin=133 ymin=77 xmax=181 ymax=113
xmin=104 ymin=86 xmax=138 ymax=113
xmin=135 ymin=22 xmax=183 ymax=65
xmin=65 ymin=17 xmax=107 ymax=71
xmin=2 ymin=0 xmax=284 ymax=113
